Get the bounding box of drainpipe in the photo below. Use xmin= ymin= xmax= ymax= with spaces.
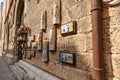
xmin=91 ymin=0 xmax=104 ymax=80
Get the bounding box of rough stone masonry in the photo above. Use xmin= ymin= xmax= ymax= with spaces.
xmin=1 ymin=0 xmax=120 ymax=80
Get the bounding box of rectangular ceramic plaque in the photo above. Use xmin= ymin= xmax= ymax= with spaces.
xmin=60 ymin=52 xmax=75 ymax=65
xmin=61 ymin=21 xmax=76 ymax=36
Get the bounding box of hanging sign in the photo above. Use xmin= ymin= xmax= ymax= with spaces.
xmin=40 ymin=11 xmax=46 ymax=32
xmin=49 ymin=26 xmax=57 ymax=51
xmin=61 ymin=21 xmax=76 ymax=36
xmin=42 ymin=40 xmax=49 ymax=62
xmin=53 ymin=0 xmax=60 ymax=25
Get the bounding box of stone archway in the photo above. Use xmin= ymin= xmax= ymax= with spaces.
xmin=13 ymin=0 xmax=24 ymax=58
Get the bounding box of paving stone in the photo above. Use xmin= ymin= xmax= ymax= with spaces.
xmin=0 ymin=57 xmax=15 ymax=80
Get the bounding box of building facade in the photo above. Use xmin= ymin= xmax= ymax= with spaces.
xmin=1 ymin=0 xmax=120 ymax=80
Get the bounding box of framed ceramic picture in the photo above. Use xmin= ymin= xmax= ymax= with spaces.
xmin=59 ymin=52 xmax=76 ymax=65
xmin=36 ymin=33 xmax=43 ymax=51
xmin=40 ymin=11 xmax=46 ymax=32
xmin=53 ymin=0 xmax=61 ymax=25
xmin=61 ymin=21 xmax=76 ymax=36
xmin=49 ymin=26 xmax=57 ymax=51
xmin=35 ymin=33 xmax=43 ymax=42
xmin=42 ymin=40 xmax=49 ymax=62
xmin=37 ymin=41 xmax=42 ymax=51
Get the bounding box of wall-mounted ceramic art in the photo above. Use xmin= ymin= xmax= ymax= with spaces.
xmin=53 ymin=0 xmax=61 ymax=25
xmin=61 ymin=21 xmax=76 ymax=36
xmin=40 ymin=11 xmax=46 ymax=32
xmin=49 ymin=26 xmax=57 ymax=51
xmin=36 ymin=33 xmax=43 ymax=51
xmin=37 ymin=41 xmax=42 ymax=51
xmin=36 ymin=33 xmax=43 ymax=42
xmin=42 ymin=40 xmax=49 ymax=62
xmin=60 ymin=52 xmax=76 ymax=65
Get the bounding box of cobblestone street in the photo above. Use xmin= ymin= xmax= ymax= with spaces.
xmin=0 ymin=57 xmax=15 ymax=80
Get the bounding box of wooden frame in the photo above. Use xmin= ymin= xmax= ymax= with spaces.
xmin=61 ymin=21 xmax=76 ymax=36
xmin=53 ymin=0 xmax=61 ymax=25
xmin=42 ymin=40 xmax=49 ymax=62
xmin=35 ymin=33 xmax=43 ymax=51
xmin=59 ymin=52 xmax=76 ymax=65
xmin=49 ymin=26 xmax=57 ymax=51
xmin=40 ymin=11 xmax=47 ymax=32
xmin=35 ymin=33 xmax=43 ymax=42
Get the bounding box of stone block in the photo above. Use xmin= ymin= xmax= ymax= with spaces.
xmin=112 ymin=54 xmax=120 ymax=78
xmin=54 ymin=64 xmax=63 ymax=78
xmin=77 ymin=16 xmax=92 ymax=33
xmin=67 ymin=34 xmax=85 ymax=52
xmin=113 ymin=77 xmax=120 ymax=80
xmin=76 ymin=52 xmax=93 ymax=71
xmin=63 ymin=66 xmax=92 ymax=80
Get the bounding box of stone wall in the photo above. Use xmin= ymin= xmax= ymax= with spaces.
xmin=2 ymin=0 xmax=120 ymax=80
xmin=102 ymin=3 xmax=120 ymax=80
xmin=23 ymin=0 xmax=92 ymax=80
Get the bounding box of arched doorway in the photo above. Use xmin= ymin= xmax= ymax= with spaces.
xmin=14 ymin=0 xmax=25 ymax=60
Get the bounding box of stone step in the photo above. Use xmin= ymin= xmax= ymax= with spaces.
xmin=17 ymin=60 xmax=62 ymax=80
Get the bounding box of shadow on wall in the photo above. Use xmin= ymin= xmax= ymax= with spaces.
xmin=57 ymin=42 xmax=93 ymax=79
xmin=102 ymin=3 xmax=120 ymax=80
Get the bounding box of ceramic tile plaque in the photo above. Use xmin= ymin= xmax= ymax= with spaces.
xmin=40 ymin=11 xmax=46 ymax=32
xmin=60 ymin=52 xmax=75 ymax=65
xmin=37 ymin=41 xmax=42 ymax=51
xmin=42 ymin=40 xmax=49 ymax=62
xmin=53 ymin=0 xmax=61 ymax=25
xmin=61 ymin=21 xmax=76 ymax=36
xmin=36 ymin=33 xmax=43 ymax=51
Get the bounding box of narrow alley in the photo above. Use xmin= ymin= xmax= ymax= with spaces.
xmin=0 ymin=0 xmax=120 ymax=80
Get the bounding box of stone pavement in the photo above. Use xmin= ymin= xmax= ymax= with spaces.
xmin=0 ymin=57 xmax=16 ymax=80
xmin=1 ymin=53 xmax=62 ymax=80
